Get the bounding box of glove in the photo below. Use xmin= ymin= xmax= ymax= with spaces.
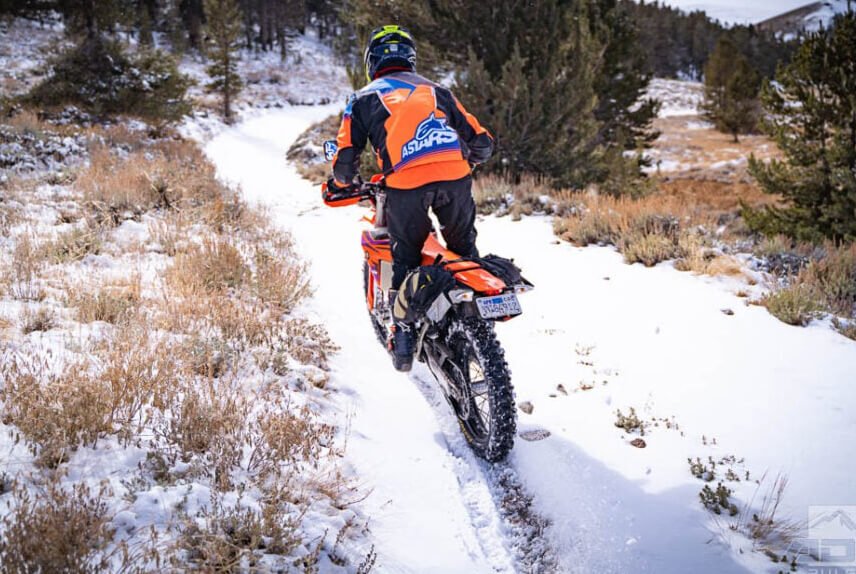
xmin=326 ymin=177 xmax=353 ymax=195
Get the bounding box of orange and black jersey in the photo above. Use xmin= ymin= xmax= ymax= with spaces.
xmin=333 ymin=71 xmax=493 ymax=190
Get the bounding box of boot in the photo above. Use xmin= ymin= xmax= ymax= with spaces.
xmin=390 ymin=321 xmax=414 ymax=372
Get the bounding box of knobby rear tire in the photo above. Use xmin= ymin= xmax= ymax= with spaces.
xmin=363 ymin=260 xmax=388 ymax=347
xmin=445 ymin=317 xmax=516 ymax=462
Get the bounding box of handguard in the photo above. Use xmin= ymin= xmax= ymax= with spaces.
xmin=321 ymin=181 xmax=369 ymax=207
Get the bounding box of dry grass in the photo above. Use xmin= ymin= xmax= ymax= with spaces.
xmin=761 ymin=284 xmax=821 ymax=326
xmin=77 ymin=139 xmax=234 ymax=221
xmin=0 ymin=124 xmax=353 ymax=567
xmin=472 ymin=174 xmax=554 ymax=218
xmin=67 ymin=279 xmax=141 ymax=324
xmin=160 ymin=376 xmax=249 ymax=490
xmin=41 ymin=222 xmax=103 ymax=263
xmin=762 ymin=243 xmax=856 ymax=328
xmin=175 ymin=489 xmax=302 ymax=571
xmin=148 ymin=217 xmax=188 ymax=256
xmin=1 ymin=323 xmax=176 ymax=465
xmin=167 ymin=237 xmax=249 ymax=295
xmin=19 ymin=305 xmax=56 ymax=334
xmin=5 ymin=233 xmax=46 ymax=301
xmin=4 ymin=109 xmax=46 ymax=136
xmin=252 ymin=239 xmax=311 ymax=313
xmin=0 ymin=482 xmax=116 ymax=573
xmin=0 ymin=356 xmax=113 ymax=466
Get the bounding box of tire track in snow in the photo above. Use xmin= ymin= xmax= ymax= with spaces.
xmin=410 ymin=371 xmax=560 ymax=573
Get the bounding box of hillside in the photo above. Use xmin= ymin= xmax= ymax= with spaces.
xmin=758 ymin=0 xmax=851 ymax=35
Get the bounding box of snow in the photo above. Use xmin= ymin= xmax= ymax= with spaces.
xmin=646 ymin=79 xmax=704 ymax=118
xmin=204 ymin=105 xmax=856 ymax=572
xmin=639 ymin=0 xmax=819 ymax=25
xmin=801 ymin=0 xmax=853 ymax=30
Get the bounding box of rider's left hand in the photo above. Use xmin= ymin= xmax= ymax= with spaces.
xmin=326 ymin=177 xmax=353 ymax=195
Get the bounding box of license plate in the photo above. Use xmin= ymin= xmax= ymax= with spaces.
xmin=476 ymin=293 xmax=522 ymax=319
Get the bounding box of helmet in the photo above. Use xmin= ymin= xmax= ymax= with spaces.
xmin=364 ymin=25 xmax=416 ymax=82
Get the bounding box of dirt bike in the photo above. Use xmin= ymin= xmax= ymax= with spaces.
xmin=320 ymin=142 xmax=532 ymax=462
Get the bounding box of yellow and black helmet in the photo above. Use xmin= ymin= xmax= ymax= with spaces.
xmin=364 ymin=25 xmax=416 ymax=81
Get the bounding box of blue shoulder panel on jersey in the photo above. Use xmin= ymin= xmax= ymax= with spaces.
xmin=360 ymin=76 xmax=417 ymax=96
xmin=343 ymin=93 xmax=357 ymax=118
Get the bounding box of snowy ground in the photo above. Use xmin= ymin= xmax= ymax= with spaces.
xmin=642 ymin=79 xmax=779 ymax=177
xmin=204 ymin=105 xmax=856 ymax=573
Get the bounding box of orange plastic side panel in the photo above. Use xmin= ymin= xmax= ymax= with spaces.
xmin=420 ymin=234 xmax=506 ymax=293
xmin=362 ymin=230 xmax=393 ymax=311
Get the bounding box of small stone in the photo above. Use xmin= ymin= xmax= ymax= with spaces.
xmin=548 ymin=394 xmax=557 ymax=398
xmin=630 ymin=438 xmax=647 ymax=448
xmin=721 ymin=308 xmax=734 ymax=316
xmin=518 ymin=401 xmax=534 ymax=415
xmin=603 ymin=276 xmax=610 ymax=281
xmin=519 ymin=428 xmax=551 ymax=441
xmin=556 ymin=384 xmax=568 ymax=396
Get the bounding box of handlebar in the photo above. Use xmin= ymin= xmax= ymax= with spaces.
xmin=322 ymin=179 xmax=385 ymax=207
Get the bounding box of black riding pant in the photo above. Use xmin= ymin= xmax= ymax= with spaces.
xmin=386 ymin=175 xmax=479 ymax=290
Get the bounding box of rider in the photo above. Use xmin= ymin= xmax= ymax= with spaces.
xmin=327 ymin=25 xmax=494 ymax=372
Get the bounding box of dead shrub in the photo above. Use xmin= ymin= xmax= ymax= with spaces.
xmin=0 ymin=357 xmax=112 ymax=466
xmin=148 ymin=212 xmax=189 ymax=256
xmin=0 ymin=482 xmax=114 ymax=573
xmin=0 ymin=197 xmax=22 ymax=235
xmin=95 ymin=322 xmax=177 ymax=442
xmin=5 ymin=233 xmax=46 ymax=301
xmin=832 ymin=318 xmax=856 ymax=341
xmin=762 ymin=243 xmax=856 ymax=327
xmin=167 ymin=237 xmax=248 ymax=295
xmin=675 ymin=232 xmax=746 ymax=276
xmin=156 ymin=294 xmax=276 ymax=349
xmin=272 ymin=319 xmax=338 ymax=372
xmin=78 ymin=139 xmax=228 ymax=217
xmin=176 ymin=491 xmax=302 ymax=571
xmin=761 ymin=284 xmax=822 ymax=326
xmin=160 ymin=377 xmax=249 ymax=490
xmin=20 ymin=305 xmax=56 ymax=334
xmin=42 ymin=222 xmax=103 ymax=263
xmin=472 ymin=175 xmax=555 ymax=218
xmin=68 ymin=279 xmax=140 ymax=324
xmin=620 ymin=232 xmax=680 ymax=267
xmin=181 ymin=335 xmax=236 ymax=378
xmin=553 ymin=205 xmax=615 ymax=246
xmin=798 ymin=243 xmax=856 ymax=316
xmin=250 ymin=403 xmax=334 ymax=476
xmin=252 ymin=240 xmax=311 ymax=313
xmin=473 ymin=175 xmax=514 ymax=215
xmin=201 ymin=189 xmax=264 ymax=234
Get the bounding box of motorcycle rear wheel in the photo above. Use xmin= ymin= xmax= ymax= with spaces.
xmin=443 ymin=317 xmax=517 ymax=462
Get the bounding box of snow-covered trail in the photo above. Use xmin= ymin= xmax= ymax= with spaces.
xmin=205 ymin=107 xmax=856 ymax=574
xmin=206 ymin=106 xmax=520 ymax=573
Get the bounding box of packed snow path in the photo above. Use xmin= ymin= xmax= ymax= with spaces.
xmin=206 ymin=107 xmax=856 ymax=574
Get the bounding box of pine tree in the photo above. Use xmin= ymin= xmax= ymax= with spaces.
xmin=587 ymin=0 xmax=660 ymax=190
xmin=702 ymin=37 xmax=760 ymax=142
xmin=746 ymin=11 xmax=856 ymax=242
xmin=453 ymin=2 xmax=600 ymax=186
xmin=204 ymin=0 xmax=243 ymax=122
